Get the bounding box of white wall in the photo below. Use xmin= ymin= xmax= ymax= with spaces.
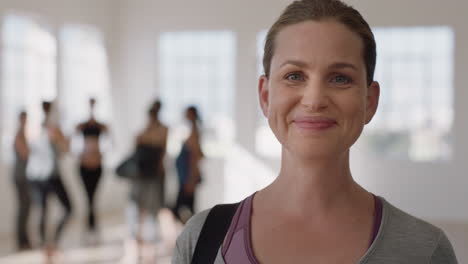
xmin=112 ymin=0 xmax=468 ymax=223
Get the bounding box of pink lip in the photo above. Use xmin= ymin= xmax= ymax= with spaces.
xmin=293 ymin=116 xmax=337 ymax=130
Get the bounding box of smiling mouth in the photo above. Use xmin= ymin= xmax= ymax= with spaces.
xmin=293 ymin=117 xmax=337 ymax=130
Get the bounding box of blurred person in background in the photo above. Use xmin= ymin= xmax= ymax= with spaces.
xmin=27 ymin=101 xmax=72 ymax=258
xmin=127 ymin=100 xmax=168 ymax=260
xmin=76 ymin=98 xmax=109 ymax=237
xmin=172 ymin=105 xmax=204 ymax=224
xmin=12 ymin=111 xmax=32 ymax=251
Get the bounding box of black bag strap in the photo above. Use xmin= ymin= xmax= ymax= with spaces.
xmin=191 ymin=202 xmax=241 ymax=264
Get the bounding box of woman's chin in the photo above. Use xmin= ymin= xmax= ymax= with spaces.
xmin=285 ymin=143 xmax=343 ymax=161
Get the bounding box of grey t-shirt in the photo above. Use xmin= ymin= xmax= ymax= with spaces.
xmin=172 ymin=198 xmax=458 ymax=263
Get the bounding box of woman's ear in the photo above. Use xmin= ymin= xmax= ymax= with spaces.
xmin=365 ymin=81 xmax=380 ymax=124
xmin=258 ymin=75 xmax=270 ymax=117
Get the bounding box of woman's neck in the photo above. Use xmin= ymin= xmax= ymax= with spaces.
xmin=259 ymin=150 xmax=370 ymax=218
xmin=189 ymin=122 xmax=199 ymax=135
xmin=149 ymin=119 xmax=160 ymax=127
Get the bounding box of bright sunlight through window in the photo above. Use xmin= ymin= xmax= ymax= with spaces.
xmin=1 ymin=14 xmax=57 ymax=163
xmin=159 ymin=31 xmax=236 ymax=157
xmin=363 ymin=27 xmax=454 ymax=161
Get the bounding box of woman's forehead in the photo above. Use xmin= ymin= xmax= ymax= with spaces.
xmin=272 ymin=20 xmax=365 ymax=69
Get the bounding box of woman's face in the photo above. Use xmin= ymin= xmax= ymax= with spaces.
xmin=20 ymin=114 xmax=27 ymax=126
xmin=186 ymin=109 xmax=195 ymax=122
xmin=259 ymin=20 xmax=379 ymax=159
xmin=89 ymin=99 xmax=96 ymax=111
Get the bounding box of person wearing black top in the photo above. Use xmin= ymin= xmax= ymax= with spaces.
xmin=76 ymin=98 xmax=108 ymax=233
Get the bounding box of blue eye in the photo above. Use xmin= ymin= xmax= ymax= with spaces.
xmin=331 ymin=75 xmax=351 ymax=84
xmin=286 ymin=73 xmax=304 ymax=81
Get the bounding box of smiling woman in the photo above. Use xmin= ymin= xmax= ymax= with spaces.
xmin=259 ymin=20 xmax=378 ymax=161
xmin=172 ymin=0 xmax=458 ymax=263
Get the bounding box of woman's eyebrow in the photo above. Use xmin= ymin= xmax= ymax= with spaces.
xmin=328 ymin=62 xmax=358 ymax=71
xmin=279 ymin=60 xmax=308 ymax=69
xmin=279 ymin=61 xmax=358 ymax=71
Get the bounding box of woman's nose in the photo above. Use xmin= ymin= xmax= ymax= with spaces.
xmin=300 ymin=81 xmax=329 ymax=111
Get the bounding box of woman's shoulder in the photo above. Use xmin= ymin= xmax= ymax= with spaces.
xmin=173 ymin=199 xmax=244 ymax=263
xmin=160 ymin=123 xmax=169 ymax=132
xmin=173 ymin=209 xmax=211 ymax=263
xmin=369 ymin=197 xmax=458 ymax=263
xmin=381 ymin=198 xmax=442 ymax=237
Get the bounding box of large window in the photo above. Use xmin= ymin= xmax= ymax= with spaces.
xmin=59 ymin=25 xmax=112 ymax=135
xmin=159 ymin=31 xmax=236 ymax=156
xmin=1 ymin=14 xmax=57 ymax=162
xmin=363 ymin=27 xmax=454 ymax=161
